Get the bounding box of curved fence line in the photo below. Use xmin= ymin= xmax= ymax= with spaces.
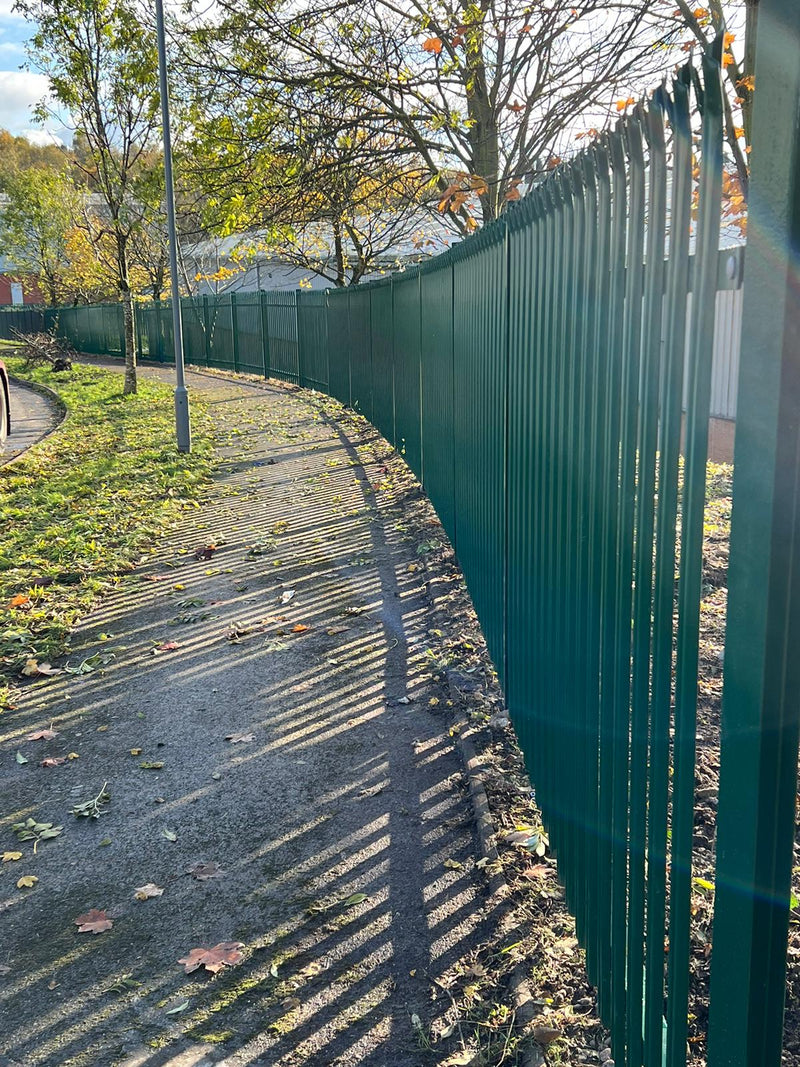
xmin=3 ymin=43 xmax=797 ymax=1067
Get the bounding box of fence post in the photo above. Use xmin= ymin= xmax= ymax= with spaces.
xmin=230 ymin=292 xmax=240 ymax=373
xmin=708 ymin=4 xmax=800 ymax=1065
xmin=260 ymin=290 xmax=271 ymax=379
xmin=297 ymin=291 xmax=305 ymax=388
xmin=202 ymin=295 xmax=212 ymax=367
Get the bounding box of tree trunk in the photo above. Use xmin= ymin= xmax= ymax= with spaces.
xmin=117 ymin=233 xmax=137 ymax=395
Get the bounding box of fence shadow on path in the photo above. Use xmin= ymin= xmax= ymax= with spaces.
xmin=0 ymin=371 xmax=499 ymax=1067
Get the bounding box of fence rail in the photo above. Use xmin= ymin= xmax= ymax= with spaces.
xmin=1 ymin=29 xmax=798 ymax=1067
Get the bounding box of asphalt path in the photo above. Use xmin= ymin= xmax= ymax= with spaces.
xmin=1 ymin=377 xmax=62 ymax=464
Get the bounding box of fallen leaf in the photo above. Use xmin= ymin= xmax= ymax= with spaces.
xmin=444 ymin=858 xmax=463 ymax=870
xmin=532 ymin=1024 xmax=562 ymax=1045
xmin=140 ymin=761 xmax=164 ymax=770
xmin=291 ymin=624 xmax=309 ymax=633
xmin=8 ymin=593 xmax=30 ymax=609
xmin=280 ymin=590 xmax=295 ymax=604
xmin=40 ymin=757 xmax=67 ymax=767
xmin=178 ymin=941 xmax=243 ymax=974
xmin=17 ymin=875 xmax=38 ymax=889
xmin=74 ymin=909 xmax=113 ymax=934
xmin=281 ymin=996 xmax=302 ymax=1009
xmin=153 ymin=641 xmax=180 ymax=653
xmin=165 ymin=1000 xmax=190 ymax=1015
xmin=188 ymin=861 xmax=224 ymax=881
xmin=130 ymin=748 xmax=142 ymax=756
xmin=163 ymin=828 xmax=178 ymax=841
xmin=2 ymin=851 xmax=23 ymax=862
xmin=96 ymin=725 xmax=108 ymax=732
xmin=134 ymin=883 xmax=164 ymax=900
xmin=225 ymin=733 xmax=254 ymax=743
xmin=15 ymin=751 xmax=28 ymax=765
xmin=343 ymin=892 xmax=368 ymax=907
xmin=26 ymin=728 xmax=58 ymax=741
xmin=67 ymin=752 xmax=79 ymax=760
xmin=520 ymin=864 xmax=552 ymax=880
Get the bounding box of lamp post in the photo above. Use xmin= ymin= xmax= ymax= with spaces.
xmin=155 ymin=0 xmax=190 ymax=452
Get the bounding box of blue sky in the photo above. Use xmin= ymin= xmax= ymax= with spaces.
xmin=0 ymin=0 xmax=69 ymax=143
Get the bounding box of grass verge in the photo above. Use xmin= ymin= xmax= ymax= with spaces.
xmin=0 ymin=355 xmax=215 ymax=708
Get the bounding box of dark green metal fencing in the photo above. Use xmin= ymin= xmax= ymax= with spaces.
xmin=18 ymin=20 xmax=800 ymax=1063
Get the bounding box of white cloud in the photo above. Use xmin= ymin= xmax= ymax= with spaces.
xmin=0 ymin=69 xmax=48 ymax=132
xmin=20 ymin=126 xmax=64 ymax=146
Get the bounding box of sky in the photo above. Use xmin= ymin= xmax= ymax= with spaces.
xmin=0 ymin=0 xmax=68 ymax=143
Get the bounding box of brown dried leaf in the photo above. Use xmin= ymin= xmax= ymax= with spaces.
xmin=178 ymin=941 xmax=243 ymax=974
xmin=187 ymin=861 xmax=224 ymax=881
xmin=40 ymin=757 xmax=67 ymax=767
xmin=74 ymin=908 xmax=113 ymax=934
xmin=26 ymin=728 xmax=58 ymax=741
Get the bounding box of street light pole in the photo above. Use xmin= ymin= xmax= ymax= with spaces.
xmin=155 ymin=0 xmax=191 ymax=452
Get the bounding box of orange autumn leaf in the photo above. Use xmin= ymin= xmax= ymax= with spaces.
xmin=615 ymin=97 xmax=636 ymax=112
xmin=8 ymin=594 xmax=30 ymax=609
xmin=421 ymin=36 xmax=442 ymax=54
xmin=178 ymin=941 xmax=243 ymax=974
xmin=292 ymin=624 xmax=309 ymax=633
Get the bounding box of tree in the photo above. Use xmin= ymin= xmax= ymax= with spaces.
xmin=19 ymin=0 xmax=161 ymax=393
xmin=0 ymin=167 xmax=81 ymax=305
xmin=654 ymin=0 xmax=755 ymax=197
xmin=181 ymin=59 xmax=440 ymax=285
xmin=0 ymin=129 xmax=71 ymax=192
xmin=189 ymin=0 xmax=671 ymax=232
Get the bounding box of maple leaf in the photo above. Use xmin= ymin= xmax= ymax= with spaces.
xmin=134 ymin=883 xmax=164 ymax=900
xmin=421 ymin=36 xmax=442 ymax=54
xmin=74 ymin=909 xmax=114 ymax=934
xmin=26 ymin=728 xmax=58 ymax=741
xmin=178 ymin=941 xmax=243 ymax=974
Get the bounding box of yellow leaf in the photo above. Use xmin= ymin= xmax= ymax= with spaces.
xmin=444 ymin=859 xmax=463 ymax=870
xmin=2 ymin=851 xmax=23 ymax=862
xmin=67 ymin=752 xmax=80 ymax=760
xmin=17 ymin=875 xmax=38 ymax=889
xmin=130 ymin=748 xmax=142 ymax=756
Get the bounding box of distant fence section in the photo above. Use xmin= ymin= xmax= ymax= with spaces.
xmin=0 ymin=44 xmax=795 ymax=1067
xmin=0 ymin=255 xmax=744 ymax=422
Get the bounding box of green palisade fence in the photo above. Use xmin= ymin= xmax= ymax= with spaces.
xmin=8 ymin=19 xmax=800 ymax=1063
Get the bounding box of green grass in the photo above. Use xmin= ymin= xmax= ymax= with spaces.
xmin=0 ymin=355 xmax=215 ymax=706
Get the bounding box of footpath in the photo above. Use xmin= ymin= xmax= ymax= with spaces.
xmin=0 ymin=366 xmax=497 ymax=1067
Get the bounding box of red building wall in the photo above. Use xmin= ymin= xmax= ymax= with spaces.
xmin=0 ymin=275 xmax=45 ymax=305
